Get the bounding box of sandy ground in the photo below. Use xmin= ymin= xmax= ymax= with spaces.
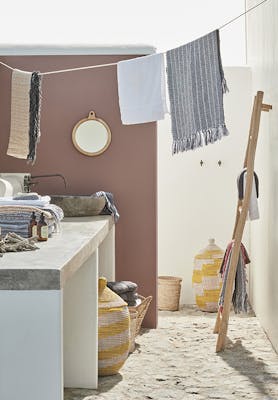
xmin=65 ymin=306 xmax=278 ymax=400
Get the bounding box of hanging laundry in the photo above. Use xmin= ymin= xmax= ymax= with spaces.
xmin=7 ymin=69 xmax=32 ymax=159
xmin=117 ymin=53 xmax=168 ymax=124
xmin=218 ymin=242 xmax=250 ymax=314
xmin=28 ymin=71 xmax=42 ymax=163
xmin=238 ymin=169 xmax=259 ymax=220
xmin=7 ymin=69 xmax=42 ymax=164
xmin=166 ymin=30 xmax=229 ymax=154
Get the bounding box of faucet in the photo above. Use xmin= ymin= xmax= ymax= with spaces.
xmin=24 ymin=174 xmax=67 ymax=192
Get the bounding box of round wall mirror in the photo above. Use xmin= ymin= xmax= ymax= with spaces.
xmin=72 ymin=111 xmax=112 ymax=156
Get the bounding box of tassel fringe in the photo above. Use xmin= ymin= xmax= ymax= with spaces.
xmin=222 ymin=77 xmax=229 ymax=94
xmin=27 ymin=71 xmax=42 ymax=164
xmin=172 ymin=124 xmax=229 ymax=154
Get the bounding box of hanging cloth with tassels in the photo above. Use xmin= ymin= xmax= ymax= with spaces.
xmin=218 ymin=241 xmax=250 ymax=314
xmin=166 ymin=30 xmax=229 ymax=154
xmin=7 ymin=69 xmax=42 ymax=164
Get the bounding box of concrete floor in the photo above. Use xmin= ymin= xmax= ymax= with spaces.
xmin=65 ymin=306 xmax=278 ymax=400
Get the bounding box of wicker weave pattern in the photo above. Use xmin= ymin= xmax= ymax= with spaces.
xmin=192 ymin=240 xmax=223 ymax=312
xmin=129 ymin=295 xmax=152 ymax=336
xmin=128 ymin=309 xmax=138 ymax=353
xmin=158 ymin=276 xmax=182 ymax=311
xmin=98 ymin=277 xmax=130 ymax=376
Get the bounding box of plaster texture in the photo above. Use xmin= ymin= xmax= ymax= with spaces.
xmin=0 ymin=216 xmax=113 ymax=290
xmin=246 ymin=0 xmax=278 ymax=353
xmin=65 ymin=306 xmax=278 ymax=400
xmin=0 ymin=51 xmax=157 ymax=327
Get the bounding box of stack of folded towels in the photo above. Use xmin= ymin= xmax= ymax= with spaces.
xmin=0 ymin=192 xmax=64 ymax=238
xmin=107 ymin=281 xmax=139 ymax=306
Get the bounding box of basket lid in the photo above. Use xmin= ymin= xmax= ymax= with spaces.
xmin=98 ymin=277 xmax=127 ymax=309
xmin=195 ymin=238 xmax=224 ymax=258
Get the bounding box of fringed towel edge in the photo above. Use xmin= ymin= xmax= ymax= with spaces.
xmin=27 ymin=71 xmax=42 ymax=164
xmin=172 ymin=124 xmax=229 ymax=154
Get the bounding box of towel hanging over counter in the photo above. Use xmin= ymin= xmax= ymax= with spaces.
xmin=166 ymin=30 xmax=229 ymax=154
xmin=117 ymin=53 xmax=168 ymax=124
xmin=7 ymin=69 xmax=42 ymax=164
xmin=93 ymin=191 xmax=120 ymax=222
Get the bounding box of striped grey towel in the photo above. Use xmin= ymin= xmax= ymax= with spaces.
xmin=166 ymin=30 xmax=229 ymax=154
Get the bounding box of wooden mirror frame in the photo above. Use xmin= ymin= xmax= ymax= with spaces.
xmin=72 ymin=111 xmax=112 ymax=156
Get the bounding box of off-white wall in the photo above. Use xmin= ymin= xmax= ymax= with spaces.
xmin=246 ymin=0 xmax=278 ymax=351
xmin=158 ymin=67 xmax=252 ymax=304
xmin=0 ymin=1 xmax=246 ymax=65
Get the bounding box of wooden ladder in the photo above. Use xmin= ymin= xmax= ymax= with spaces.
xmin=213 ymin=91 xmax=272 ymax=352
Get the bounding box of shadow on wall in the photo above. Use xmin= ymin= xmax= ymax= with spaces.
xmin=219 ymin=338 xmax=278 ymax=399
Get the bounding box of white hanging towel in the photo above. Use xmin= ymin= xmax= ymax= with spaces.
xmin=243 ymin=172 xmax=259 ymax=221
xmin=238 ymin=169 xmax=259 ymax=221
xmin=7 ymin=69 xmax=32 ymax=159
xmin=117 ymin=53 xmax=168 ymax=125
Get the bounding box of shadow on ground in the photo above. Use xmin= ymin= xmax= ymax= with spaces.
xmin=64 ymin=374 xmax=122 ymax=400
xmin=219 ymin=338 xmax=278 ymax=399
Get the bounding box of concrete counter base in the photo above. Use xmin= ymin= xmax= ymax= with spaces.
xmin=0 ymin=216 xmax=115 ymax=400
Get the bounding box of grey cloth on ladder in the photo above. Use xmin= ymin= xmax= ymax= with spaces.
xmin=166 ymin=30 xmax=229 ymax=154
xmin=93 ymin=191 xmax=120 ymax=222
xmin=232 ymin=252 xmax=248 ymax=314
xmin=219 ymin=242 xmax=250 ymax=314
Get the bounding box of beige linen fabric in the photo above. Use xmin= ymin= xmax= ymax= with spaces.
xmin=7 ymin=69 xmax=32 ymax=159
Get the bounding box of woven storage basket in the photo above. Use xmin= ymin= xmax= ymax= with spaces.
xmin=192 ymin=238 xmax=224 ymax=312
xmin=98 ymin=277 xmax=130 ymax=376
xmin=128 ymin=309 xmax=138 ymax=353
xmin=158 ymin=276 xmax=182 ymax=311
xmin=128 ymin=295 xmax=152 ymax=336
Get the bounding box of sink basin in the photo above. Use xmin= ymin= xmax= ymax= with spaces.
xmin=50 ymin=195 xmax=106 ymax=217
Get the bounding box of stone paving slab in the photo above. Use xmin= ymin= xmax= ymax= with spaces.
xmin=65 ymin=307 xmax=278 ymax=400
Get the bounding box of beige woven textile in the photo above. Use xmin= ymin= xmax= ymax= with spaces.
xmin=7 ymin=69 xmax=32 ymax=159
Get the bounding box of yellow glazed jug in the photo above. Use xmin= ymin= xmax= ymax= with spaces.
xmin=192 ymin=238 xmax=224 ymax=312
xmin=98 ymin=277 xmax=130 ymax=376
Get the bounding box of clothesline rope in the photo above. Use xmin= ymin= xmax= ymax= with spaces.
xmin=0 ymin=0 xmax=269 ymax=76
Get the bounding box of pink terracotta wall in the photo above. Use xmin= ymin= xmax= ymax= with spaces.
xmin=0 ymin=54 xmax=157 ymax=328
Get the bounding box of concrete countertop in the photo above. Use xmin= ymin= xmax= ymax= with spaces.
xmin=0 ymin=215 xmax=114 ymax=290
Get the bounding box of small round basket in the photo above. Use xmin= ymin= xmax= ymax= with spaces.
xmin=158 ymin=276 xmax=182 ymax=311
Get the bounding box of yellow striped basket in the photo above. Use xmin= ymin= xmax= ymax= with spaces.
xmin=192 ymin=238 xmax=224 ymax=312
xmin=98 ymin=277 xmax=130 ymax=376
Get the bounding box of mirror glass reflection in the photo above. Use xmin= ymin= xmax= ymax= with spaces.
xmin=72 ymin=111 xmax=111 ymax=156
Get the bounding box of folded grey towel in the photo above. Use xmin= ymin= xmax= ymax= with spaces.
xmin=166 ymin=30 xmax=228 ymax=154
xmin=13 ymin=193 xmax=40 ymax=200
xmin=107 ymin=280 xmax=138 ymax=294
xmin=120 ymin=292 xmax=138 ymax=301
